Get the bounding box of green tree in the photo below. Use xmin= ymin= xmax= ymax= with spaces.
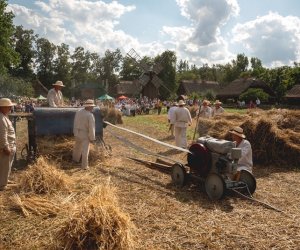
xmin=260 ymin=67 xmax=288 ymax=102
xmin=119 ymin=56 xmax=142 ymax=81
xmin=35 ymin=37 xmax=56 ymax=89
xmin=10 ymin=25 xmax=37 ymax=78
xmin=71 ymin=46 xmax=91 ymax=86
xmin=156 ymin=50 xmax=176 ymax=99
xmin=53 ymin=43 xmax=72 ymax=95
xmin=0 ymin=0 xmax=19 ymax=75
xmin=89 ymin=52 xmax=102 ymax=82
xmin=0 ymin=75 xmax=34 ymax=97
xmin=177 ymin=59 xmax=190 ymax=73
xmin=100 ymin=49 xmax=122 ymax=93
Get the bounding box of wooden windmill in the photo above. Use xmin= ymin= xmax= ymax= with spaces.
xmin=126 ymin=48 xmax=172 ymax=99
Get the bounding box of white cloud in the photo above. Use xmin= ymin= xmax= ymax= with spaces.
xmin=7 ymin=0 xmax=145 ymax=56
xmin=176 ymin=0 xmax=239 ymax=45
xmin=162 ymin=26 xmax=234 ymax=65
xmin=232 ymin=12 xmax=300 ymax=66
xmin=161 ymin=0 xmax=238 ymax=65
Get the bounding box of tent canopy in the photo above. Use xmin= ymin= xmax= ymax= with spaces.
xmin=37 ymin=95 xmax=47 ymax=100
xmin=98 ymin=94 xmax=114 ymax=100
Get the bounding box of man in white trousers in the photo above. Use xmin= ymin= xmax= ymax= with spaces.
xmin=174 ymin=100 xmax=192 ymax=148
xmin=0 ymin=98 xmax=16 ymax=191
xmin=72 ymin=99 xmax=96 ymax=170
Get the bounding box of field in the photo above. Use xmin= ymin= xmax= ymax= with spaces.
xmin=0 ymin=109 xmax=300 ymax=249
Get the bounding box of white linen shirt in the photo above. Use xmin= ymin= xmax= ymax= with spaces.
xmin=47 ymin=88 xmax=64 ymax=107
xmin=174 ymin=107 xmax=192 ymax=128
xmin=0 ymin=113 xmax=16 ymax=150
xmin=73 ymin=109 xmax=96 ymax=141
xmin=212 ymin=106 xmax=225 ymax=116
xmin=199 ymin=106 xmax=212 ymax=118
xmin=168 ymin=106 xmax=177 ymax=124
xmin=236 ymin=139 xmax=253 ymax=171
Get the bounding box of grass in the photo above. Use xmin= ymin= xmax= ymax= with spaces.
xmin=123 ymin=114 xmax=196 ymax=140
xmin=224 ymin=108 xmax=248 ymax=114
xmin=123 ymin=107 xmax=248 ymax=141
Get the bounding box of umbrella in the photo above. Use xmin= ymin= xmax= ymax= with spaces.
xmin=118 ymin=95 xmax=128 ymax=100
xmin=37 ymin=95 xmax=47 ymax=100
xmin=98 ymin=94 xmax=114 ymax=100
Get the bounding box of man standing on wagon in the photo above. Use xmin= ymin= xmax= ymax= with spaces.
xmin=47 ymin=80 xmax=65 ymax=107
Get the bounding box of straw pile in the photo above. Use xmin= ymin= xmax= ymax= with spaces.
xmin=101 ymin=107 xmax=123 ymax=124
xmin=19 ymin=156 xmax=71 ymax=194
xmin=57 ymin=182 xmax=135 ymax=250
xmin=9 ymin=193 xmax=60 ymax=217
xmin=37 ymin=136 xmax=106 ymax=165
xmin=197 ymin=109 xmax=300 ymax=167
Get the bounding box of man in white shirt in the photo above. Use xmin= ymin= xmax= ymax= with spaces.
xmin=0 ymin=98 xmax=16 ymax=191
xmin=229 ymin=126 xmax=253 ymax=180
xmin=212 ymin=100 xmax=225 ymax=117
xmin=72 ymin=99 xmax=96 ymax=170
xmin=167 ymin=102 xmax=178 ymax=137
xmin=47 ymin=80 xmax=65 ymax=107
xmin=174 ymin=100 xmax=192 ymax=148
xmin=198 ymin=100 xmax=212 ymax=118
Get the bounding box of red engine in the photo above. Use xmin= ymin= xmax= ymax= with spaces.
xmin=187 ymin=143 xmax=212 ymax=177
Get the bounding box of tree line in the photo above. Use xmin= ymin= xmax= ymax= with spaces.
xmin=1 ymin=0 xmax=300 ymax=101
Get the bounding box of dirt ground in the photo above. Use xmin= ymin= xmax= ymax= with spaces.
xmin=0 ymin=113 xmax=300 ymax=249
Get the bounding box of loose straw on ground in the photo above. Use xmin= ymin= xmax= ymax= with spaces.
xmin=19 ymin=156 xmax=71 ymax=194
xmin=9 ymin=193 xmax=60 ymax=217
xmin=57 ymin=180 xmax=135 ymax=250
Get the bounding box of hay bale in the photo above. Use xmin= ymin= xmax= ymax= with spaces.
xmin=57 ymin=182 xmax=135 ymax=250
xmin=101 ymin=107 xmax=123 ymax=124
xmin=197 ymin=118 xmax=214 ymax=137
xmin=19 ymin=157 xmax=71 ymax=194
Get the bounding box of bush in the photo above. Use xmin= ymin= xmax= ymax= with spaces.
xmin=239 ymin=88 xmax=269 ymax=103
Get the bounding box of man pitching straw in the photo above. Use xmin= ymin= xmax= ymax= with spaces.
xmin=47 ymin=80 xmax=65 ymax=107
xmin=0 ymin=98 xmax=16 ymax=191
xmin=72 ymin=99 xmax=96 ymax=170
xmin=174 ymin=100 xmax=192 ymax=148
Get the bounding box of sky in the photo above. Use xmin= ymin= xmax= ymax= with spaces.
xmin=6 ymin=0 xmax=300 ymax=68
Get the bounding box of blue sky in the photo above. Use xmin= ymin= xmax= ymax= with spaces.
xmin=7 ymin=0 xmax=300 ymax=67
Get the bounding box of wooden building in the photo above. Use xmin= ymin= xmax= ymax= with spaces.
xmin=177 ymin=80 xmax=220 ymax=96
xmin=216 ymin=78 xmax=274 ymax=101
xmin=114 ymin=80 xmax=140 ymax=98
xmin=284 ymin=84 xmax=300 ymax=105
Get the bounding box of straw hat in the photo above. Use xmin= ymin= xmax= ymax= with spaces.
xmin=202 ymin=100 xmax=209 ymax=105
xmin=172 ymin=102 xmax=178 ymax=106
xmin=0 ymin=98 xmax=16 ymax=107
xmin=229 ymin=126 xmax=246 ymax=139
xmin=83 ymin=99 xmax=96 ymax=107
xmin=178 ymin=100 xmax=185 ymax=106
xmin=52 ymin=80 xmax=65 ymax=87
xmin=214 ymin=100 xmax=222 ymax=105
